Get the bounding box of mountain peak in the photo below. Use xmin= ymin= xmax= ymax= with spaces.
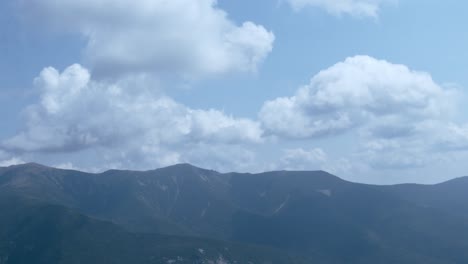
xmin=159 ymin=163 xmax=213 ymax=172
xmin=4 ymin=162 xmax=49 ymax=170
xmin=24 ymin=162 xmax=48 ymax=167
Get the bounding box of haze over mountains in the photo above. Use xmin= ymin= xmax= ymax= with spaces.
xmin=1 ymin=163 xmax=468 ymax=263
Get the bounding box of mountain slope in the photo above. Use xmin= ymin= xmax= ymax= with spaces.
xmin=0 ymin=163 xmax=236 ymax=238
xmin=0 ymin=194 xmax=306 ymax=264
xmin=2 ymin=163 xmax=468 ymax=263
xmin=383 ymin=176 xmax=468 ymax=216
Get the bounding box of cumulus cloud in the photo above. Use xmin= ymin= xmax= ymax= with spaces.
xmin=286 ymin=0 xmax=394 ymax=18
xmin=23 ymin=0 xmax=274 ymax=78
xmin=1 ymin=64 xmax=263 ymax=170
xmin=259 ymin=55 xmax=465 ymax=170
xmin=4 ymin=54 xmax=467 ymax=175
xmin=260 ymin=55 xmax=456 ymax=140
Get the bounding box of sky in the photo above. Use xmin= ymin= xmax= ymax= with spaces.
xmin=1 ymin=0 xmax=468 ymax=184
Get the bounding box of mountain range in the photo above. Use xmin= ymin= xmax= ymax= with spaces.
xmin=1 ymin=163 xmax=468 ymax=263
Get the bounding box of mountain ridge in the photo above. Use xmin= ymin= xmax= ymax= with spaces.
xmin=2 ymin=163 xmax=468 ymax=263
xmin=3 ymin=162 xmax=467 ymax=186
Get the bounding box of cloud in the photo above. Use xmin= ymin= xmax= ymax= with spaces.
xmin=182 ymin=143 xmax=259 ymax=172
xmin=276 ymin=147 xmax=360 ymax=176
xmin=259 ymin=55 xmax=465 ymax=170
xmin=53 ymin=162 xmax=84 ymax=171
xmin=1 ymin=64 xmax=264 ymax=171
xmin=434 ymin=123 xmax=468 ymax=151
xmin=279 ymin=148 xmax=328 ymax=170
xmin=260 ymin=55 xmax=456 ymax=140
xmin=359 ymin=138 xmax=432 ymax=169
xmin=3 ymin=55 xmax=467 ymax=175
xmin=23 ymin=0 xmax=275 ymax=78
xmin=286 ymin=0 xmax=394 ymax=18
xmin=0 ymin=157 xmax=25 ymax=167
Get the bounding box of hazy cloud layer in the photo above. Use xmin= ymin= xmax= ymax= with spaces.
xmin=23 ymin=0 xmax=275 ymax=78
xmin=287 ymin=0 xmax=394 ymax=17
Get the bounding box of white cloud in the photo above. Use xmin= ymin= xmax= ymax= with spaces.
xmin=0 ymin=157 xmax=25 ymax=167
xmin=286 ymin=0 xmax=394 ymax=18
xmin=434 ymin=123 xmax=468 ymax=151
xmin=53 ymin=162 xmax=82 ymax=171
xmin=260 ymin=95 xmax=353 ymax=138
xmin=280 ymin=147 xmax=328 ymax=170
xmin=182 ymin=143 xmax=259 ymax=172
xmin=23 ymin=0 xmax=274 ymax=78
xmin=3 ymin=55 xmax=468 ymax=177
xmin=359 ymin=138 xmax=432 ymax=169
xmin=259 ymin=55 xmax=466 ymax=170
xmin=276 ymin=147 xmax=362 ymax=177
xmin=260 ymin=55 xmax=456 ymax=140
xmin=1 ymin=64 xmax=264 ymax=171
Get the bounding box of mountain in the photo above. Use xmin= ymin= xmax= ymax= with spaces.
xmin=2 ymin=163 xmax=468 ymax=263
xmin=383 ymin=176 xmax=468 ymax=216
xmin=0 ymin=163 xmax=236 ymax=238
xmin=0 ymin=194 xmax=306 ymax=264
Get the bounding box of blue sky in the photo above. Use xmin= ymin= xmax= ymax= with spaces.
xmin=1 ymin=0 xmax=468 ymax=184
